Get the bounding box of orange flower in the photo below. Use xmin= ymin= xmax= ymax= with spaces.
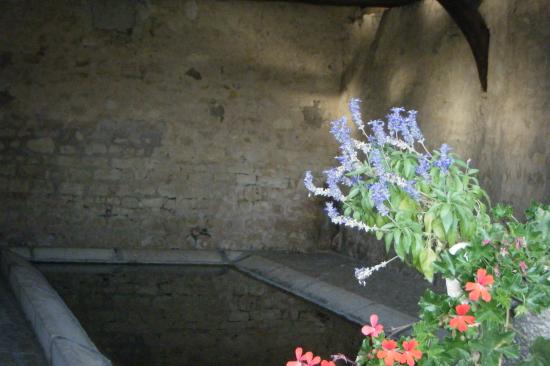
xmin=401 ymin=339 xmax=422 ymax=366
xmin=449 ymin=304 xmax=476 ymax=332
xmin=465 ymin=268 xmax=494 ymax=302
xmin=301 ymin=352 xmax=321 ymax=366
xmin=377 ymin=339 xmax=405 ymax=366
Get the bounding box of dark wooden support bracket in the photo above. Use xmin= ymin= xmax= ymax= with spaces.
xmin=251 ymin=0 xmax=489 ymax=91
xmin=435 ymin=0 xmax=489 ymax=91
xmin=249 ymin=0 xmax=419 ymax=7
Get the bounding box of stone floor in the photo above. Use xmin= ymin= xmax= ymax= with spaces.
xmin=0 ymin=278 xmax=47 ymax=366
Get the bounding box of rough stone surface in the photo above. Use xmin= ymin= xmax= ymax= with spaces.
xmin=0 ymin=0 xmax=355 ymax=250
xmin=0 ymin=277 xmax=47 ymax=366
xmin=513 ymin=309 xmax=550 ymax=360
xmin=332 ymin=0 xmax=550 ymax=264
xmin=0 ymin=250 xmax=112 ymax=366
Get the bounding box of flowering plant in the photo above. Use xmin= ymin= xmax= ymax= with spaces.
xmin=304 ymin=99 xmax=490 ymax=281
xmin=288 ymin=101 xmax=550 ymax=366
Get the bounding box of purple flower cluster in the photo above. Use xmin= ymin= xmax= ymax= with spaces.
xmin=349 ymin=98 xmax=364 ymax=130
xmin=305 ymin=98 xmax=456 ymax=224
xmin=433 ymin=143 xmax=453 ymax=173
xmin=370 ymin=181 xmax=390 ymax=216
xmin=324 ymin=202 xmax=378 ymax=233
xmin=404 ymin=180 xmax=420 ymax=201
xmin=324 ymin=168 xmax=345 ymax=201
xmin=369 ymin=148 xmax=386 ymax=178
xmin=368 ymin=120 xmax=387 ymax=146
xmin=416 ymin=154 xmax=431 ymax=181
xmin=386 ymin=107 xmax=424 ymax=144
xmin=330 ymin=117 xmax=358 ymax=173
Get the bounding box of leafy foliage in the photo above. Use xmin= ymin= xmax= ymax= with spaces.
xmin=298 ymin=101 xmax=550 ymax=366
xmin=305 ymin=101 xmax=491 ymax=281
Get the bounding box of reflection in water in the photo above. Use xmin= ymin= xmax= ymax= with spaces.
xmin=39 ymin=264 xmax=362 ymax=366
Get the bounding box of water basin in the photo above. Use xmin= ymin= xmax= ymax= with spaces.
xmin=38 ymin=264 xmax=363 ymax=366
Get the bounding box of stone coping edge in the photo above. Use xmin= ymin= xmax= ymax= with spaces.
xmin=8 ymin=247 xmax=416 ymax=329
xmin=8 ymin=246 xmax=248 ymax=265
xmin=0 ymin=249 xmax=112 ymax=366
xmin=234 ymin=255 xmax=417 ymax=328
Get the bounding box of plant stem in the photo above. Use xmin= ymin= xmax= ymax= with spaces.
xmin=498 ymin=307 xmax=511 ymax=366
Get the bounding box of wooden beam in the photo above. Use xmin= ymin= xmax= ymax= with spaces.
xmin=436 ymin=0 xmax=489 ymax=91
xmin=247 ymin=0 xmax=419 ymax=7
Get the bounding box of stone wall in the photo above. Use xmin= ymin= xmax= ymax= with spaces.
xmin=0 ymin=0 xmax=356 ymax=250
xmin=39 ymin=264 xmax=362 ymax=366
xmin=1 ymin=0 xmax=548 ymax=255
xmin=331 ymin=0 xmax=550 ymax=264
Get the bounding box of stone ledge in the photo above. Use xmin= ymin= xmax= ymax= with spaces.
xmin=9 ymin=246 xmax=240 ymax=265
xmin=235 ymin=255 xmax=417 ymax=328
xmin=0 ymin=249 xmax=112 ymax=366
xmin=7 ymin=247 xmax=417 ymax=330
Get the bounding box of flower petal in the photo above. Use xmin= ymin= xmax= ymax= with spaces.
xmin=295 ymin=347 xmax=303 ymax=360
xmin=455 ymin=304 xmax=470 ymax=315
xmin=481 ymin=290 xmax=492 ymax=302
xmin=370 ymin=314 xmax=379 ymax=327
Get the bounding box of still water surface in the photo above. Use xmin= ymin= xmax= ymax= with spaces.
xmin=38 ymin=264 xmax=363 ymax=366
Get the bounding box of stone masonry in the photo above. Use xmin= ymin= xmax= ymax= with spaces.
xmin=0 ymin=0 xmax=357 ymax=250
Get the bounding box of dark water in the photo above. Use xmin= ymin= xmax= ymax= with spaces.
xmin=38 ymin=264 xmax=363 ymax=366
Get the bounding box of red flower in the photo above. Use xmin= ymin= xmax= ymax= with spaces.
xmin=449 ymin=304 xmax=476 ymax=332
xmin=362 ymin=314 xmax=384 ymax=337
xmin=302 ymin=352 xmax=321 ymax=366
xmin=320 ymin=361 xmax=335 ymax=366
xmin=401 ymin=339 xmax=422 ymax=366
xmin=465 ymin=268 xmax=494 ymax=302
xmin=377 ymin=339 xmax=405 ymax=366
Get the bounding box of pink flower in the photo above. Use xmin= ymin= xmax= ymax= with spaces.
xmin=286 ymin=348 xmax=321 ymax=366
xmin=287 ymin=347 xmax=306 ymax=366
xmin=493 ymin=265 xmax=500 ymax=277
xmin=519 ymin=261 xmax=528 ymax=273
xmin=362 ymin=314 xmax=384 ymax=337
xmin=515 ymin=237 xmax=526 ymax=250
xmin=500 ymin=247 xmax=509 ymax=257
xmin=320 ymin=361 xmax=335 ymax=366
xmin=482 ymin=239 xmax=491 ymax=246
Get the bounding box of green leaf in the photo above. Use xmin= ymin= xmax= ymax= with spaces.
xmin=394 ymin=230 xmax=405 ymax=259
xmin=419 ymin=247 xmax=437 ymax=282
xmin=384 ymin=232 xmax=393 ymax=252
xmin=402 ymin=231 xmax=412 ymax=256
xmin=433 ymin=219 xmax=446 ymax=242
xmin=347 ymin=186 xmax=360 ymax=199
xmin=440 ymin=204 xmax=454 ymax=234
xmin=424 ymin=212 xmax=434 ymax=234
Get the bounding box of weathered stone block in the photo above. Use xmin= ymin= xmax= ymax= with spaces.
xmin=27 ymin=138 xmax=55 ymax=154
